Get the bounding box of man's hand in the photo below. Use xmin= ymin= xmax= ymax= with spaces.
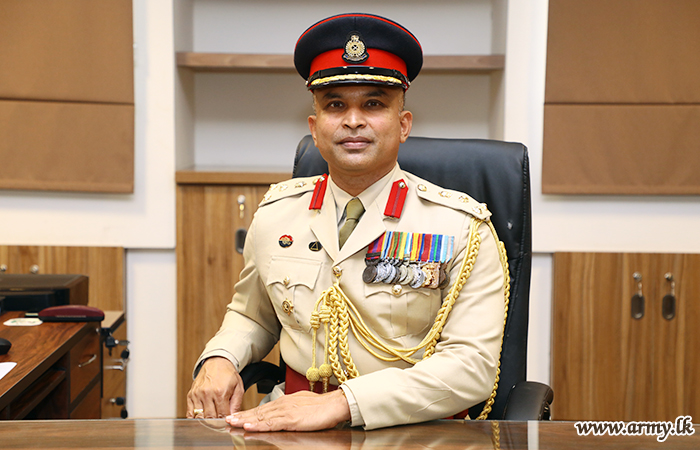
xmin=225 ymin=389 xmax=351 ymax=432
xmin=187 ymin=357 xmax=244 ymax=418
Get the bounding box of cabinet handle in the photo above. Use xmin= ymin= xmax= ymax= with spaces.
xmin=237 ymin=195 xmax=246 ymax=219
xmin=105 ymin=361 xmax=127 ymax=371
xmin=235 ymin=228 xmax=247 ymax=254
xmin=30 ymin=264 xmax=40 ymax=274
xmin=631 ymin=272 xmax=645 ymax=320
xmin=662 ymin=273 xmax=676 ymax=320
xmin=0 ymin=264 xmax=7 ymax=272
xmin=78 ymin=354 xmax=97 ymax=368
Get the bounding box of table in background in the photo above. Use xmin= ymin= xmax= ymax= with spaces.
xmin=0 ymin=311 xmax=102 ymax=419
xmin=0 ymin=419 xmax=697 ymax=449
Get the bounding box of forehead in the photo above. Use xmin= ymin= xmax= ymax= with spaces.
xmin=312 ymin=85 xmax=402 ymax=101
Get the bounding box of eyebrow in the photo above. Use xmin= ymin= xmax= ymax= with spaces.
xmin=321 ymin=88 xmax=389 ymax=101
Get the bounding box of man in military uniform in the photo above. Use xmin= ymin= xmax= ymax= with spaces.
xmin=187 ymin=13 xmax=507 ymax=431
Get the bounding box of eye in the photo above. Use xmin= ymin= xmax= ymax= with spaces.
xmin=365 ymin=99 xmax=385 ymax=109
xmin=325 ymin=100 xmax=345 ymax=110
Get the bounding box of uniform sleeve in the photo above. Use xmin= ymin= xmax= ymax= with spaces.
xmin=342 ymin=218 xmax=506 ymax=430
xmin=193 ymin=214 xmax=282 ymax=378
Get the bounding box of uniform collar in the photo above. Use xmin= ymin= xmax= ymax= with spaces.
xmin=312 ymin=164 xmax=404 ymax=264
xmin=328 ymin=164 xmax=400 ymax=225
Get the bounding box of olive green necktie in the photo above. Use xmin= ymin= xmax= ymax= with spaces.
xmin=338 ymin=198 xmax=365 ymax=249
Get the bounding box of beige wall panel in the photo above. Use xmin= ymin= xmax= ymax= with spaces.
xmin=546 ymin=0 xmax=700 ymax=103
xmin=542 ymin=104 xmax=700 ymax=195
xmin=0 ymin=0 xmax=133 ymax=103
xmin=0 ymin=100 xmax=134 ymax=193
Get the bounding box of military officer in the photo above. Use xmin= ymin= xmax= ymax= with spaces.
xmin=187 ymin=13 xmax=508 ymax=431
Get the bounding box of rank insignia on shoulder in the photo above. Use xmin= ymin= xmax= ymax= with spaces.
xmin=363 ymin=231 xmax=454 ymax=289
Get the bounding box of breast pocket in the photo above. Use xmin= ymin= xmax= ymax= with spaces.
xmin=266 ymin=256 xmax=323 ymax=332
xmin=362 ymin=283 xmax=441 ymax=339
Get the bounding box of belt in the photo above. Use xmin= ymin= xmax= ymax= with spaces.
xmin=284 ymin=366 xmax=469 ymax=419
xmin=285 ymin=365 xmax=339 ymax=395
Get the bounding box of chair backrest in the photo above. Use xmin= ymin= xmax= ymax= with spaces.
xmin=293 ymin=135 xmax=532 ymax=420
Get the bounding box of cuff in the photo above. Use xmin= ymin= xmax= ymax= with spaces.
xmin=339 ymin=385 xmax=365 ymax=427
xmin=193 ymin=350 xmax=240 ymax=379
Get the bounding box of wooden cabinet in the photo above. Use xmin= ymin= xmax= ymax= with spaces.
xmin=176 ymin=171 xmax=288 ymax=417
xmin=552 ymin=252 xmax=700 ymax=421
xmin=0 ymin=245 xmax=127 ymax=419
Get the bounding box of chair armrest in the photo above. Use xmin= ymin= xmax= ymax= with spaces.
xmin=502 ymin=381 xmax=554 ymax=420
xmin=240 ymin=361 xmax=285 ymax=394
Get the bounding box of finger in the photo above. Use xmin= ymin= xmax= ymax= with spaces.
xmin=229 ymin=382 xmax=244 ymax=414
xmin=201 ymin=395 xmax=219 ymax=419
xmin=212 ymin=389 xmax=232 ymax=418
xmin=186 ymin=392 xmax=195 ymax=418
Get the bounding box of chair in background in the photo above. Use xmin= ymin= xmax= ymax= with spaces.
xmin=241 ymin=135 xmax=553 ymax=420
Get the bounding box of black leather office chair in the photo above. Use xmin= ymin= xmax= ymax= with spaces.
xmin=241 ymin=135 xmax=553 ymax=420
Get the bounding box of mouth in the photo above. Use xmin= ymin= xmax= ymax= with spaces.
xmin=338 ymin=136 xmax=372 ymax=150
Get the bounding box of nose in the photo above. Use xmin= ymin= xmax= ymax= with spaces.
xmin=342 ymin=106 xmax=366 ymax=129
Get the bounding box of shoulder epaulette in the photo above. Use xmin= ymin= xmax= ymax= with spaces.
xmin=410 ymin=177 xmax=491 ymax=221
xmin=258 ymin=175 xmax=320 ymax=207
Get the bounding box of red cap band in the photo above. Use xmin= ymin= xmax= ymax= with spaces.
xmin=309 ymin=48 xmax=408 ymax=79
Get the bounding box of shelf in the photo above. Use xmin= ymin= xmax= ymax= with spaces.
xmin=176 ymin=167 xmax=291 ymax=186
xmin=176 ymin=52 xmax=505 ymax=74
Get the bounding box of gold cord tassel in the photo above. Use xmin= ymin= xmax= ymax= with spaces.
xmin=306 ymin=217 xmax=510 ymax=418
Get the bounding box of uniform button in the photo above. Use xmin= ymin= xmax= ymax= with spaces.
xmin=282 ymin=299 xmax=293 ymax=315
xmin=417 ymin=184 xmax=427 ymax=192
xmin=283 ymin=276 xmax=290 ymax=287
xmin=333 ymin=266 xmax=343 ymax=276
xmin=392 ymin=284 xmax=403 ymax=296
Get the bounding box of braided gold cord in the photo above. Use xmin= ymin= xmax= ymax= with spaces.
xmin=475 ymin=221 xmax=510 ymax=420
xmin=306 ymin=216 xmax=511 ymax=416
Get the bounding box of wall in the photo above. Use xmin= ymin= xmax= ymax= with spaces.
xmin=4 ymin=0 xmax=697 ymax=418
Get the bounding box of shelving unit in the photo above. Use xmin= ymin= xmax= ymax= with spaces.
xmin=176 ymin=52 xmax=505 ymax=73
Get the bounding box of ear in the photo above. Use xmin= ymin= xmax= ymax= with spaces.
xmin=308 ymin=115 xmax=318 ymax=146
xmin=398 ymin=110 xmax=413 ymax=143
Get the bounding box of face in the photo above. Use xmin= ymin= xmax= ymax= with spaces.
xmin=308 ymin=85 xmax=412 ymax=187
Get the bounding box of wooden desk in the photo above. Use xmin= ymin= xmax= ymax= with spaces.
xmin=0 ymin=312 xmax=102 ymax=419
xmin=0 ymin=419 xmax=698 ymax=449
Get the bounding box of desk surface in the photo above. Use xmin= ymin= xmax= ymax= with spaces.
xmin=0 ymin=311 xmax=96 ymax=413
xmin=0 ymin=419 xmax=697 ymax=449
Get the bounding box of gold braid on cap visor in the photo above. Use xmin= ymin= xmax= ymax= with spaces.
xmin=307 ymin=73 xmax=408 ymax=88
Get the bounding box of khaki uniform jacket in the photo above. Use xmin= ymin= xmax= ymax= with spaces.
xmin=196 ymin=166 xmax=507 ymax=430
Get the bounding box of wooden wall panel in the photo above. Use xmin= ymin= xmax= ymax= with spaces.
xmin=176 ymin=176 xmax=288 ymax=417
xmin=0 ymin=246 xmax=125 ymax=311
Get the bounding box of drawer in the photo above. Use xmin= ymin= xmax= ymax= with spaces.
xmin=69 ymin=328 xmax=101 ymax=404
xmin=70 ymin=379 xmax=101 ymax=419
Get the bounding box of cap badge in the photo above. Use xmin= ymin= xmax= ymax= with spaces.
xmin=343 ymin=33 xmax=369 ymax=63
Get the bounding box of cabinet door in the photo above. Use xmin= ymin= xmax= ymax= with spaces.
xmin=176 ymin=183 xmax=280 ymax=417
xmin=552 ymin=252 xmax=700 ymax=422
xmin=552 ymin=253 xmax=653 ymax=420
xmin=653 ymin=254 xmax=700 ymax=420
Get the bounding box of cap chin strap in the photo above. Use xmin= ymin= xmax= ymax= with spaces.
xmin=305 ymin=217 xmax=511 ymax=420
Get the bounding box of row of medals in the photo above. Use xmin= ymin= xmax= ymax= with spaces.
xmin=362 ymin=259 xmax=450 ymax=290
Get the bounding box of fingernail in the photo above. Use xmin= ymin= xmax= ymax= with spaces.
xmin=226 ymin=415 xmax=238 ymax=423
